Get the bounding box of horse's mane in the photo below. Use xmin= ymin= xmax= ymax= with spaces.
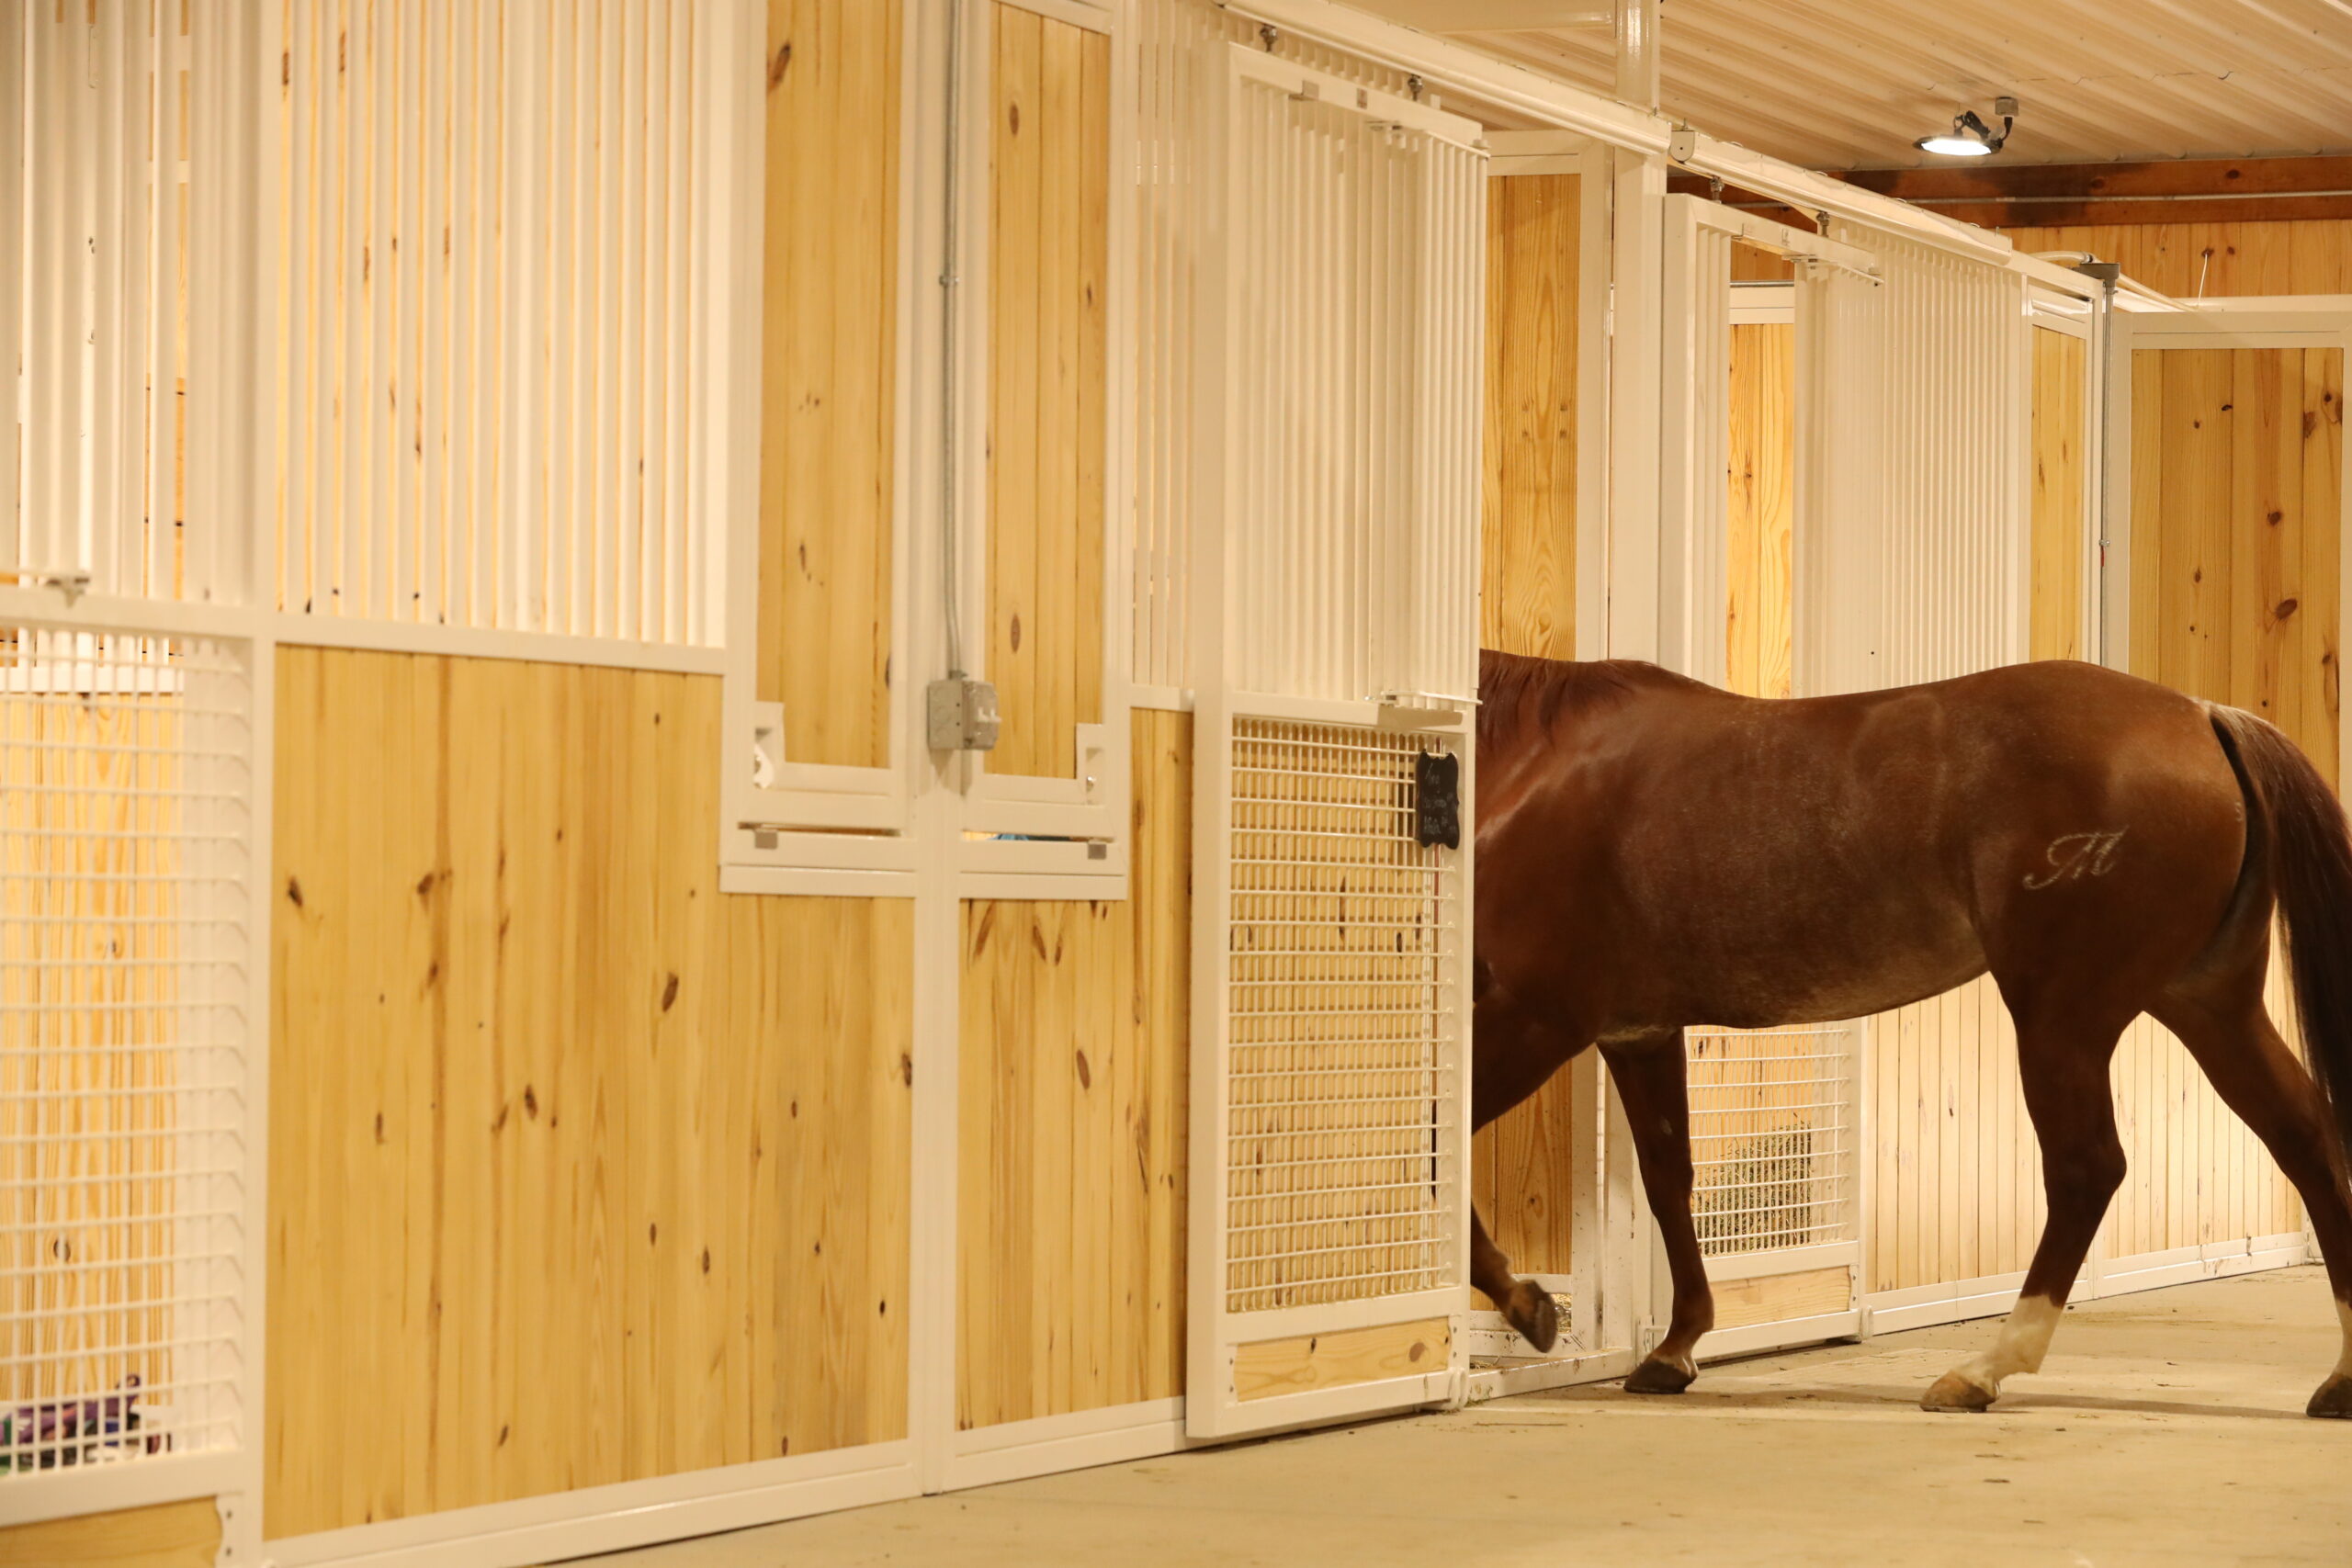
xmin=1476 ymin=649 xmax=1657 ymax=754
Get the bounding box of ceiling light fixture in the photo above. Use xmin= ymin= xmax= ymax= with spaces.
xmin=1916 ymin=96 xmax=2018 ymax=157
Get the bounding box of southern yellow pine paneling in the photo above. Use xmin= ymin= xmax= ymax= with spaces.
xmin=2130 ymin=346 xmax=2342 ymax=780
xmin=956 ymin=709 xmax=1191 ymax=1429
xmin=760 ymin=0 xmax=901 ymax=769
xmin=1878 ymin=343 xmax=2343 ymax=1284
xmin=1232 ymin=1318 xmax=1450 ymax=1403
xmin=1999 ymin=220 xmax=2352 ymax=299
xmin=1471 ymin=1074 xmax=1579 ymax=1294
xmin=2102 ymin=342 xmax=2341 ymax=1261
xmin=1727 ymin=321 xmax=1794 ymax=698
xmin=1472 ymin=172 xmax=1583 ymax=1283
xmin=986 ymin=5 xmax=1109 ymax=779
xmin=268 ymin=650 xmax=911 ymax=1540
xmin=1480 ymin=172 xmax=1579 ymax=660
xmin=0 ymin=1499 xmax=220 ymax=1568
xmin=1710 ymin=1267 xmax=1851 ymax=1330
xmin=2030 ymin=328 xmax=2089 ymax=662
xmin=1732 ymin=240 xmax=1794 ymax=284
xmin=2107 ymin=963 xmax=2312 ymax=1257
xmin=1868 ymin=977 xmax=2045 ymax=1294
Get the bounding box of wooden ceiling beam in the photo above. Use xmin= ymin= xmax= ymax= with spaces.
xmin=1830 ymin=156 xmax=2352 ymax=224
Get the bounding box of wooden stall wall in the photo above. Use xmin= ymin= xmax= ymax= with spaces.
xmin=1868 ymin=984 xmax=2044 ymax=1297
xmin=1472 ymin=170 xmax=1580 ymax=1288
xmin=267 ymin=651 xmax=912 ymax=1540
xmin=2030 ymin=328 xmax=2089 ymax=662
xmin=760 ymin=0 xmax=902 ymax=769
xmin=1999 ymin=221 xmax=2352 ymax=299
xmin=985 ymin=4 xmax=1110 ymax=781
xmin=2127 ymin=346 xmax=2342 ymax=768
xmin=1858 ymin=323 xmax=2088 ymax=1307
xmin=0 ymin=1498 xmax=220 ymax=1568
xmin=1726 ymin=319 xmax=1794 ymax=697
xmin=957 ymin=710 xmax=1192 ymax=1428
xmin=1862 ymin=307 xmax=2073 ymax=1306
xmin=2105 ymin=344 xmax=2344 ymax=1265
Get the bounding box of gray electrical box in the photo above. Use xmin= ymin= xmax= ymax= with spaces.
xmin=927 ymin=675 xmax=1000 ymax=751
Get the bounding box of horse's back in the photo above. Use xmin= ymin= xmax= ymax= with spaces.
xmin=1473 ymin=656 xmax=2248 ymax=1033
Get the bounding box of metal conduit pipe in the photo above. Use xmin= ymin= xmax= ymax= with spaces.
xmin=1613 ymin=0 xmax=1657 ymax=114
xmin=2029 ymin=250 xmax=2187 ymax=312
xmin=939 ymin=0 xmax=967 ymax=679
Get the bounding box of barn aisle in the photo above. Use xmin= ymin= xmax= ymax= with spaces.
xmin=577 ymin=1268 xmax=2352 ymax=1567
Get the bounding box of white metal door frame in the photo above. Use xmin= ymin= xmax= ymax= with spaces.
xmin=1656 ymin=194 xmax=1877 ymax=689
xmin=1182 ymin=40 xmax=1483 ymax=1441
xmin=1653 ymin=197 xmax=1882 ymax=1358
xmin=2100 ymin=310 xmax=2352 ymax=788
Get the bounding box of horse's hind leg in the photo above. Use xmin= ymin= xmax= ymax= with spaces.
xmin=1600 ymin=1031 xmax=1714 ymax=1394
xmin=2154 ymin=988 xmax=2352 ymax=1417
xmin=1924 ymin=1006 xmax=2129 ymax=1412
xmin=1472 ymin=1206 xmax=1558 ymax=1353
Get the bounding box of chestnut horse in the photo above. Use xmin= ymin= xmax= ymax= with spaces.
xmin=1471 ymin=650 xmax=2352 ymax=1416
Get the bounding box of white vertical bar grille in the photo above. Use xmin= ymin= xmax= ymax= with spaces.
xmin=1136 ymin=11 xmax=1482 ymax=705
xmin=1872 ymin=234 xmax=2025 ymax=687
xmin=1685 ymin=1025 xmax=1858 ymax=1258
xmin=1214 ymin=74 xmax=1481 ymax=706
xmin=1403 ymin=137 xmax=1484 ymax=707
xmin=1224 ymin=718 xmax=1462 ymax=1313
xmin=1791 ymin=257 xmax=1886 ymax=699
xmin=275 ymin=0 xmax=711 ymax=646
xmin=0 ymin=628 xmax=252 ymax=1475
xmin=5 ymin=2 xmax=207 ymax=604
xmin=0 ymin=7 xmax=22 ymax=578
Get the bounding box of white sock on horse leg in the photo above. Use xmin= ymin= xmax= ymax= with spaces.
xmin=1951 ymin=1293 xmax=2064 ymax=1393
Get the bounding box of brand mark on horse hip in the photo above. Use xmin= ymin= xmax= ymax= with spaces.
xmin=2022 ymin=828 xmax=2128 ymax=890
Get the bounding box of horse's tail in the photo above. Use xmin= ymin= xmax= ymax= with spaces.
xmin=2209 ymin=704 xmax=2352 ymax=1158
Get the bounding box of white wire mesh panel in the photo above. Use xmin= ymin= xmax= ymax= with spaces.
xmin=1685 ymin=1025 xmax=1857 ymax=1258
xmin=0 ymin=629 xmax=251 ymax=1475
xmin=2 ymin=2 xmax=208 ymax=604
xmin=1224 ymin=718 xmax=1462 ymax=1314
xmin=276 ymin=0 xmax=714 ymax=643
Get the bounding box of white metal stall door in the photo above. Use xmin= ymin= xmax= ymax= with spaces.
xmin=0 ymin=4 xmax=266 ymax=1536
xmin=1185 ymin=43 xmax=1485 ymax=1440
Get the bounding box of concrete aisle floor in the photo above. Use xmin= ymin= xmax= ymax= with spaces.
xmin=576 ymin=1266 xmax=2352 ymax=1567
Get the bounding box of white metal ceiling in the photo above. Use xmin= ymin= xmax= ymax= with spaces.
xmin=1351 ymin=0 xmax=2352 ymax=169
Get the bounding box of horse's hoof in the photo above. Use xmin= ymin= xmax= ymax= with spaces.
xmin=1503 ymin=1281 xmax=1558 ymax=1355
xmin=1921 ymin=1371 xmax=1996 ymax=1413
xmin=1624 ymin=1354 xmax=1696 ymax=1395
xmin=2307 ymin=1374 xmax=2352 ymax=1418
